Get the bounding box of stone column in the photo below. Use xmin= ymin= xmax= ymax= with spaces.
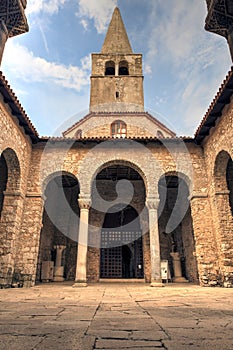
xmin=0 ymin=20 xmax=8 ymax=65
xmin=115 ymin=62 xmax=119 ymax=76
xmin=53 ymin=245 xmax=66 ymax=282
xmin=170 ymin=252 xmax=188 ymax=283
xmin=147 ymin=197 xmax=163 ymax=287
xmin=73 ymin=197 xmax=91 ymax=287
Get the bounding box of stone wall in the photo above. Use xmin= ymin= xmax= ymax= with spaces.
xmin=202 ymin=96 xmax=233 ymax=286
xmin=0 ymin=113 xmax=227 ymax=287
xmin=0 ymin=97 xmax=32 ymax=287
xmin=65 ymin=114 xmax=174 ymax=139
xmin=90 ymin=53 xmax=144 ymax=111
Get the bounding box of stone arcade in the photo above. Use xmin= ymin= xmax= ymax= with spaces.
xmin=0 ymin=5 xmax=233 ymax=288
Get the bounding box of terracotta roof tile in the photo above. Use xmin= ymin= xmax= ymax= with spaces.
xmin=0 ymin=72 xmax=39 ymax=142
xmin=195 ymin=66 xmax=233 ymax=143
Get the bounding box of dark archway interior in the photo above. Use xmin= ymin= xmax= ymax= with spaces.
xmin=105 ymin=61 xmax=115 ymax=75
xmin=37 ymin=173 xmax=80 ymax=282
xmin=0 ymin=154 xmax=8 ymax=216
xmin=158 ymin=175 xmax=198 ymax=282
xmin=119 ymin=61 xmax=129 ymax=75
xmin=95 ymin=164 xmax=145 ymax=279
xmin=101 ymin=204 xmax=143 ymax=279
xmin=103 ymin=204 xmax=140 ymax=230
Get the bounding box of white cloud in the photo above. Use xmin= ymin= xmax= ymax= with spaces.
xmin=76 ymin=0 xmax=117 ymax=33
xmin=80 ymin=19 xmax=89 ymax=31
xmin=2 ymin=41 xmax=90 ymax=91
xmin=144 ymin=0 xmax=232 ymax=135
xmin=26 ymin=0 xmax=68 ymax=15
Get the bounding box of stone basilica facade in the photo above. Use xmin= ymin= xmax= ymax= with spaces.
xmin=0 ymin=5 xmax=233 ymax=288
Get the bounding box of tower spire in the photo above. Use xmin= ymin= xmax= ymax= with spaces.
xmin=101 ymin=7 xmax=132 ymax=54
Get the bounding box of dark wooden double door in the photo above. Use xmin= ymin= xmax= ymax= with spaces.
xmin=100 ymin=230 xmax=144 ymax=279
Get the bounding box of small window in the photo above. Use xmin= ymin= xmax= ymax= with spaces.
xmin=111 ymin=120 xmax=127 ymax=138
xmin=105 ymin=61 xmax=115 ymax=76
xmin=116 ymin=91 xmax=119 ymax=99
xmin=119 ymin=60 xmax=129 ymax=75
xmin=157 ymin=130 xmax=164 ymax=138
xmin=75 ymin=129 xmax=82 ymax=139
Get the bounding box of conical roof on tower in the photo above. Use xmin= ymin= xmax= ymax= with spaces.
xmin=101 ymin=7 xmax=133 ymax=54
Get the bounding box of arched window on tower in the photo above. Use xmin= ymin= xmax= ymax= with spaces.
xmin=105 ymin=61 xmax=115 ymax=76
xmin=157 ymin=130 xmax=164 ymax=138
xmin=111 ymin=120 xmax=127 ymax=138
xmin=119 ymin=60 xmax=129 ymax=75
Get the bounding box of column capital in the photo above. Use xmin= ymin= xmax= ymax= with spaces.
xmin=146 ymin=196 xmax=160 ymax=210
xmin=78 ymin=197 xmax=91 ymax=210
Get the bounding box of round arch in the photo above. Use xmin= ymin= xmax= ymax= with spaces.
xmin=158 ymin=171 xmax=198 ymax=283
xmin=1 ymin=148 xmax=21 ymax=192
xmin=37 ymin=171 xmax=80 ymax=283
xmin=77 ymin=140 xmax=163 ymax=199
xmin=214 ymin=150 xmax=232 ymax=192
xmin=159 ymin=170 xmax=192 ymax=195
xmin=42 ymin=170 xmax=80 ymax=196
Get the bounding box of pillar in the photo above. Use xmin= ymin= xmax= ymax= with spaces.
xmin=0 ymin=191 xmax=24 ymax=287
xmin=147 ymin=197 xmax=164 ymax=287
xmin=53 ymin=245 xmax=66 ymax=282
xmin=214 ymin=190 xmax=233 ymax=286
xmin=0 ymin=19 xmax=8 ymax=65
xmin=13 ymin=193 xmax=45 ymax=287
xmin=170 ymin=252 xmax=189 ymax=283
xmin=73 ymin=197 xmax=91 ymax=287
xmin=189 ymin=192 xmax=219 ymax=286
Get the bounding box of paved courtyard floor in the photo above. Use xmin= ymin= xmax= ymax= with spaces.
xmin=0 ymin=282 xmax=232 ymax=350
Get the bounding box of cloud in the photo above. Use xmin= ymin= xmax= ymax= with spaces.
xmin=2 ymin=42 xmax=90 ymax=91
xmin=26 ymin=0 xmax=68 ymax=15
xmin=76 ymin=0 xmax=117 ymax=33
xmin=144 ymin=0 xmax=231 ymax=135
xmin=80 ymin=19 xmax=89 ymax=31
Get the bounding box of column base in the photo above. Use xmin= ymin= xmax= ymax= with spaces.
xmin=73 ymin=280 xmax=88 ymax=287
xmin=150 ymin=279 xmax=164 ymax=287
xmin=172 ymin=277 xmax=189 ymax=283
xmin=53 ymin=266 xmax=64 ymax=282
xmin=53 ymin=277 xmax=65 ymax=282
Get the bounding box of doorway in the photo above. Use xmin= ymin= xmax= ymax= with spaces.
xmin=100 ymin=204 xmax=144 ymax=279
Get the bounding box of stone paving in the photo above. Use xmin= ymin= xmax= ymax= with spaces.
xmin=0 ymin=282 xmax=232 ymax=350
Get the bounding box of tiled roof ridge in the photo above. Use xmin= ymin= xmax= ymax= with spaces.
xmin=40 ymin=135 xmax=193 ymax=142
xmin=195 ymin=66 xmax=233 ymax=138
xmin=0 ymin=71 xmax=39 ymax=138
xmin=62 ymin=111 xmax=176 ymax=136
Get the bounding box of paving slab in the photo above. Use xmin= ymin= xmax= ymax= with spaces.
xmin=0 ymin=283 xmax=232 ymax=349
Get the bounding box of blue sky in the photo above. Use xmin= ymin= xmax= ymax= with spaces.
xmin=1 ymin=0 xmax=232 ymax=137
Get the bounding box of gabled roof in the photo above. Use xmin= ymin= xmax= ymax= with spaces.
xmin=62 ymin=111 xmax=176 ymax=138
xmin=101 ymin=7 xmax=133 ymax=54
xmin=0 ymin=72 xmax=39 ymax=143
xmin=195 ymin=66 xmax=233 ymax=144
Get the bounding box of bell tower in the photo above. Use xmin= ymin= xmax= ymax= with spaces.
xmin=90 ymin=7 xmax=144 ymax=112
